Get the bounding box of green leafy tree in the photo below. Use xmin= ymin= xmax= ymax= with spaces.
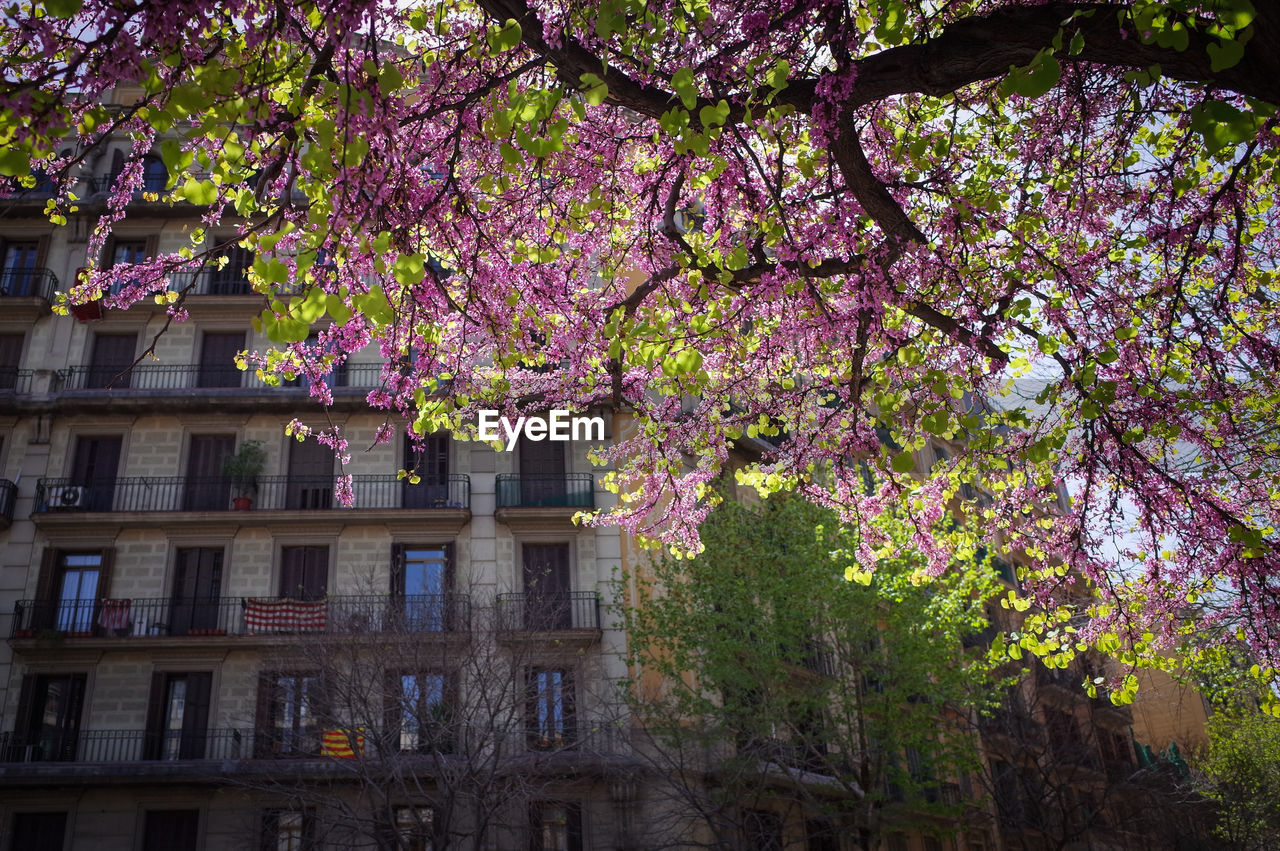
xmin=619 ymin=493 xmax=1008 ymax=849
xmin=1199 ymin=711 xmax=1280 ymax=850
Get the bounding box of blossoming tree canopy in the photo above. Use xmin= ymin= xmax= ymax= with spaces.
xmin=3 ymin=0 xmax=1279 ymax=679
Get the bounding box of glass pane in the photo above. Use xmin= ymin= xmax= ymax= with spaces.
xmin=163 ymin=678 xmax=187 ymax=760
xmin=56 ymin=555 xmax=100 ymax=632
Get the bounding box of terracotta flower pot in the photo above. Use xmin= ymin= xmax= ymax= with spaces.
xmin=232 ymin=496 xmax=253 ymax=510
xmin=69 ymin=300 xmax=104 ymax=322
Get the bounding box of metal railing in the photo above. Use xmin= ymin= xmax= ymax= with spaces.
xmin=90 ymin=172 xmax=169 ymax=195
xmin=11 ymin=593 xmax=472 ymax=639
xmin=0 ymin=480 xmax=14 ymax=525
xmin=496 ymin=591 xmax=600 ymax=632
xmin=0 ymin=369 xmax=32 ymax=394
xmin=0 ymin=728 xmax=251 ymax=763
xmin=495 ymin=474 xmax=594 ymax=508
xmin=33 ymin=474 xmax=470 ymax=513
xmin=52 ymin=363 xmax=385 ymax=392
xmin=0 ymin=268 xmax=57 ymax=300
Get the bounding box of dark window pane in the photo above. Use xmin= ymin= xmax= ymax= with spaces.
xmin=142 ymin=809 xmax=199 ymax=851
xmin=11 ymin=812 xmax=67 ymax=851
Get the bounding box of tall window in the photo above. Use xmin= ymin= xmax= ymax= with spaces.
xmin=69 ymin=434 xmax=122 ymax=511
xmin=14 ymin=673 xmax=86 ymax=761
xmin=170 ymin=547 xmax=224 ymax=635
xmin=184 ymin=434 xmax=235 ymax=511
xmin=390 ymin=806 xmax=433 ymax=851
xmin=526 ymin=668 xmax=574 ymax=750
xmin=0 ymin=332 xmax=22 ymax=390
xmin=54 ymin=553 xmax=101 ymax=632
xmin=0 ymin=239 xmax=41 ymax=296
xmin=206 ymin=244 xmax=254 ymax=295
xmin=528 ymin=803 xmax=582 ymax=851
xmin=391 ymin=671 xmax=451 ymax=753
xmin=262 ymin=810 xmax=315 ymax=851
xmin=142 ymin=809 xmax=199 ymax=851
xmin=286 ymin=438 xmax=333 ymax=509
xmin=517 ymin=435 xmax=567 ymax=505
xmin=522 ymin=544 xmax=571 ymax=630
xmin=86 ymin=332 xmax=136 ymax=389
xmin=10 ymin=812 xmax=67 ymax=851
xmin=198 ymin=331 xmax=245 ymax=388
xmin=145 ymin=672 xmax=212 ymax=760
xmin=279 ymin=546 xmax=328 ymax=599
xmin=402 ymin=433 xmax=449 ymax=507
xmin=257 ymin=673 xmax=322 ymax=757
xmin=392 ymin=544 xmax=452 ymax=630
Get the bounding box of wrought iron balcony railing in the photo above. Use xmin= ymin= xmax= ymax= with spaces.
xmin=33 ymin=474 xmax=470 ymax=513
xmin=0 ymin=369 xmax=33 ymax=394
xmin=11 ymin=593 xmax=472 ymax=639
xmin=0 ymin=268 xmax=57 ymax=300
xmin=495 ymin=473 xmax=594 ymax=509
xmin=496 ymin=591 xmax=600 ymax=632
xmin=0 ymin=728 xmax=251 ymax=764
xmin=52 ymin=362 xmax=384 ymax=392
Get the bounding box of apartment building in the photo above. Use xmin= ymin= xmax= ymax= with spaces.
xmin=0 ymin=138 xmax=639 ymax=850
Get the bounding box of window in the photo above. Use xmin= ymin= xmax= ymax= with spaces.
xmin=522 ymin=544 xmax=572 ymax=630
xmin=389 ymin=806 xmax=433 ymax=851
xmin=517 ymin=436 xmax=567 ymax=505
xmin=198 ymin=331 xmax=245 ymax=388
xmin=142 ymin=809 xmax=199 ymax=851
xmin=279 ymin=546 xmax=328 ymax=600
xmin=402 ymin=432 xmax=449 ymax=508
xmin=390 ymin=671 xmax=452 ymax=753
xmin=805 ymin=819 xmax=839 ymax=851
xmin=526 ymin=668 xmax=575 ymax=750
xmin=742 ymin=810 xmax=784 ymax=851
xmin=0 ymin=239 xmax=41 ymax=296
xmin=184 ymin=434 xmax=235 ymax=511
xmin=0 ymin=332 xmax=22 ymax=390
xmin=286 ymin=438 xmax=332 ymax=509
xmin=86 ymin=332 xmax=136 ymax=389
xmin=528 ymin=802 xmax=582 ymax=851
xmin=257 ymin=673 xmax=323 ymax=757
xmin=141 ymin=155 xmax=167 ymax=192
xmin=53 ymin=554 xmax=100 ymax=632
xmin=10 ymin=812 xmax=67 ymax=851
xmin=262 ymin=809 xmax=315 ymax=851
xmin=145 ymin=672 xmax=213 ymax=760
xmin=66 ymin=434 xmax=122 ymax=511
xmin=391 ymin=545 xmax=453 ymax=631
xmin=169 ymin=547 xmax=225 ymax=636
xmin=205 ymin=244 xmax=254 ymax=295
xmin=13 ymin=673 xmax=86 ymax=761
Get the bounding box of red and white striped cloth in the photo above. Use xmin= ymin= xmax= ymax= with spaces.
xmin=243 ymin=598 xmax=327 ymax=633
xmin=98 ymin=599 xmax=131 ymax=630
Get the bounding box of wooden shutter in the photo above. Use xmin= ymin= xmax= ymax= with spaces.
xmin=13 ymin=674 xmax=36 ymax=740
xmin=198 ymin=332 xmax=245 ymax=387
xmin=97 ymin=548 xmax=115 ymax=601
xmin=183 ymin=672 xmax=212 ymax=758
xmin=390 ymin=543 xmax=405 ymax=594
xmin=35 ymin=547 xmax=59 ymax=603
xmin=254 ymin=673 xmax=276 ymax=758
xmin=143 ymin=671 xmax=167 ymax=760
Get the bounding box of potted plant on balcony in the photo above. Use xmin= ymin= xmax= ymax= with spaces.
xmin=223 ymin=440 xmax=267 ymax=509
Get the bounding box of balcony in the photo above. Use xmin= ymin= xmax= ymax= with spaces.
xmin=52 ymin=362 xmax=383 ymax=393
xmin=10 ymin=593 xmax=472 ymax=641
xmin=979 ymin=708 xmax=1047 ymax=747
xmin=495 ymin=474 xmax=594 ymax=526
xmin=496 ymin=591 xmax=601 ymax=643
xmin=31 ymin=474 xmax=471 ymax=530
xmin=0 ymin=479 xmax=14 ymax=529
xmin=0 ymin=268 xmax=56 ymax=302
xmin=1036 ymin=664 xmax=1082 ymax=697
xmin=0 ymin=729 xmax=250 ymax=765
xmin=0 ymin=369 xmax=32 ymax=395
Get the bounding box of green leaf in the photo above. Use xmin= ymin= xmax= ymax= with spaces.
xmin=764 ymin=59 xmax=790 ymax=92
xmin=580 ymin=73 xmax=609 ymax=106
xmin=661 ymin=348 xmax=704 ymax=377
xmin=393 ymin=253 xmax=426 ymax=286
xmin=1001 ymin=49 xmax=1061 ymax=99
xmin=353 ymin=286 xmax=394 ymax=327
xmin=486 ymin=19 xmax=522 ymax=54
xmin=699 ymin=99 xmax=730 ymax=128
xmin=326 ymin=295 xmax=352 ymax=324
xmin=671 ymin=68 xmax=699 ymax=110
xmin=1207 ymin=39 xmax=1246 ymax=72
xmin=891 ymin=452 xmax=916 ymax=474
xmin=0 ymin=148 xmax=29 ymax=177
xmin=44 ymin=0 xmax=82 ymax=17
xmin=182 ymin=179 xmax=218 ymax=206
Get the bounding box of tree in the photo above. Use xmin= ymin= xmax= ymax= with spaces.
xmin=223 ymin=582 xmax=635 ymax=850
xmin=3 ymin=0 xmax=1280 ymax=676
xmin=1198 ymin=710 xmax=1280 ymax=850
xmin=618 ymin=493 xmax=1008 ymax=849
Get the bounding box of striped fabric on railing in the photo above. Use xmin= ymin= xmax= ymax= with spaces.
xmin=242 ymin=598 xmax=327 ymax=633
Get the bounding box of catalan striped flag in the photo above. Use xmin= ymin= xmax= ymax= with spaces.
xmin=321 ymin=728 xmax=365 ymax=758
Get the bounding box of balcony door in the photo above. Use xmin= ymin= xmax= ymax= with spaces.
xmin=184 ymin=435 xmax=234 ymax=511
xmin=287 ymin=438 xmax=332 ymax=509
xmin=0 ymin=333 xmax=22 ymax=390
xmin=526 ymin=668 xmax=575 ymax=750
xmin=14 ymin=673 xmax=86 ymax=762
xmin=70 ymin=434 xmax=121 ymax=511
xmin=197 ymin=331 xmax=244 ymax=388
xmin=402 ymin=433 xmax=449 ymax=507
xmin=392 ymin=544 xmax=452 ymax=631
xmin=144 ymin=672 xmax=212 ymax=760
xmin=169 ymin=547 xmax=223 ymax=635
xmin=87 ymin=332 xmax=136 ymax=389
xmin=522 ymin=544 xmax=571 ymax=630
xmin=518 ymin=435 xmax=566 ymax=506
